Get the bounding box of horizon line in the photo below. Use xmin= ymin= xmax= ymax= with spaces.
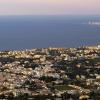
xmin=0 ymin=14 xmax=100 ymax=16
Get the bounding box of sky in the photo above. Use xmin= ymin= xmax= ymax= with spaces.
xmin=0 ymin=0 xmax=100 ymax=15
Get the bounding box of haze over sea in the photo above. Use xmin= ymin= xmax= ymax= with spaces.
xmin=0 ymin=15 xmax=100 ymax=50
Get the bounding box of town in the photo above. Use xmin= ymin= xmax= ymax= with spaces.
xmin=0 ymin=45 xmax=100 ymax=100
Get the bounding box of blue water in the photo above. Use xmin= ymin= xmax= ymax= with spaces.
xmin=0 ymin=15 xmax=100 ymax=50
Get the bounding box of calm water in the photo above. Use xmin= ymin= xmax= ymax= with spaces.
xmin=0 ymin=15 xmax=100 ymax=50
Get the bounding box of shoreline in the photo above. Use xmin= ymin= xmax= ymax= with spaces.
xmin=0 ymin=44 xmax=100 ymax=52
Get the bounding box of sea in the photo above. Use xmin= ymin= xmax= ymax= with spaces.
xmin=0 ymin=15 xmax=100 ymax=50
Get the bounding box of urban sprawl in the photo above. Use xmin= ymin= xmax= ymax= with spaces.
xmin=0 ymin=46 xmax=100 ymax=100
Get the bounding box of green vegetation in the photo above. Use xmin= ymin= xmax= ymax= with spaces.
xmin=55 ymin=85 xmax=75 ymax=91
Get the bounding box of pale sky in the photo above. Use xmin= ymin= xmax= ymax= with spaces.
xmin=0 ymin=0 xmax=100 ymax=15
